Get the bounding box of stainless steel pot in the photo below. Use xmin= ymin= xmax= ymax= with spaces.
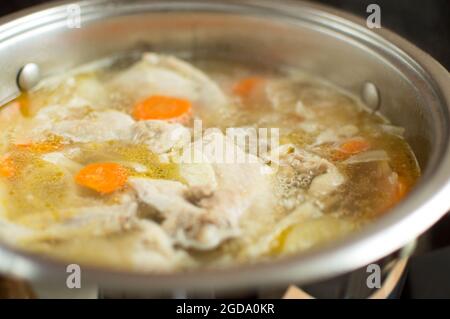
xmin=0 ymin=0 xmax=449 ymax=296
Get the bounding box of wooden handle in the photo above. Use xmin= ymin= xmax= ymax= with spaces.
xmin=283 ymin=257 xmax=408 ymax=299
xmin=0 ymin=275 xmax=36 ymax=299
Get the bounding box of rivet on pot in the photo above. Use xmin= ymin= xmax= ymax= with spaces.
xmin=361 ymin=82 xmax=380 ymax=113
xmin=17 ymin=63 xmax=41 ymax=92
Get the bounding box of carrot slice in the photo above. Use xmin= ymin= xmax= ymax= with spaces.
xmin=75 ymin=163 xmax=128 ymax=194
xmin=15 ymin=142 xmax=62 ymax=153
xmin=380 ymin=175 xmax=409 ymax=214
xmin=395 ymin=177 xmax=408 ymax=201
xmin=14 ymin=135 xmax=63 ymax=154
xmin=233 ymin=77 xmax=265 ymax=98
xmin=0 ymin=155 xmax=16 ymax=178
xmin=339 ymin=139 xmax=370 ymax=154
xmin=132 ymin=95 xmax=192 ymax=121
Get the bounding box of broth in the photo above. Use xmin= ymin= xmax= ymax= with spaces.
xmin=0 ymin=53 xmax=419 ymax=271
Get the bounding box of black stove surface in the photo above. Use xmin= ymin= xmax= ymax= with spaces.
xmin=0 ymin=0 xmax=449 ymax=299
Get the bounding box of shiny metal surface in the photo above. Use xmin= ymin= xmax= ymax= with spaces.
xmin=0 ymin=0 xmax=448 ymax=295
xmin=361 ymin=82 xmax=380 ymax=112
xmin=16 ymin=62 xmax=40 ymax=91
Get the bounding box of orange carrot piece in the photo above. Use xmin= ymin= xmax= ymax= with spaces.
xmin=339 ymin=139 xmax=370 ymax=154
xmin=395 ymin=177 xmax=408 ymax=201
xmin=15 ymin=141 xmax=62 ymax=153
xmin=14 ymin=136 xmax=63 ymax=154
xmin=329 ymin=150 xmax=348 ymax=162
xmin=0 ymin=155 xmax=16 ymax=178
xmin=381 ymin=175 xmax=409 ymax=213
xmin=232 ymin=77 xmax=265 ymax=98
xmin=75 ymin=163 xmax=128 ymax=194
xmin=132 ymin=95 xmax=192 ymax=121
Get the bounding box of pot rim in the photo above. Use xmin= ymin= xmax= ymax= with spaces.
xmin=0 ymin=0 xmax=449 ymax=293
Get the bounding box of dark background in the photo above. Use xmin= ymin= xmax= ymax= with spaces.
xmin=0 ymin=0 xmax=449 ymax=298
xmin=313 ymin=0 xmax=450 ymax=69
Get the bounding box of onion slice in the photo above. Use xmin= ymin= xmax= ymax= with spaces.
xmin=343 ymin=150 xmax=390 ymax=164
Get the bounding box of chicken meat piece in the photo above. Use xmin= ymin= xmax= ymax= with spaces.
xmin=34 ymin=97 xmax=95 ymax=123
xmin=48 ymin=110 xmax=135 ymax=143
xmin=129 ymin=131 xmax=275 ymax=250
xmin=266 ymin=77 xmax=354 ymax=113
xmin=265 ymin=144 xmax=345 ymax=210
xmin=110 ymin=53 xmax=228 ymax=122
xmin=127 ymin=219 xmax=195 ymax=272
xmin=186 ymin=130 xmax=275 ymax=218
xmin=10 ymin=97 xmax=94 ymax=144
xmin=23 ymin=197 xmax=139 ymax=241
xmin=128 ymin=120 xmax=191 ymax=154
xmin=0 ymin=219 xmax=34 ymax=244
xmin=41 ymin=151 xmax=83 ymax=173
xmin=129 ymin=178 xmax=238 ymax=250
xmin=16 ymin=107 xmax=135 ymax=145
xmin=17 ymin=199 xmax=193 ymax=272
xmin=244 ymin=202 xmax=323 ymax=257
